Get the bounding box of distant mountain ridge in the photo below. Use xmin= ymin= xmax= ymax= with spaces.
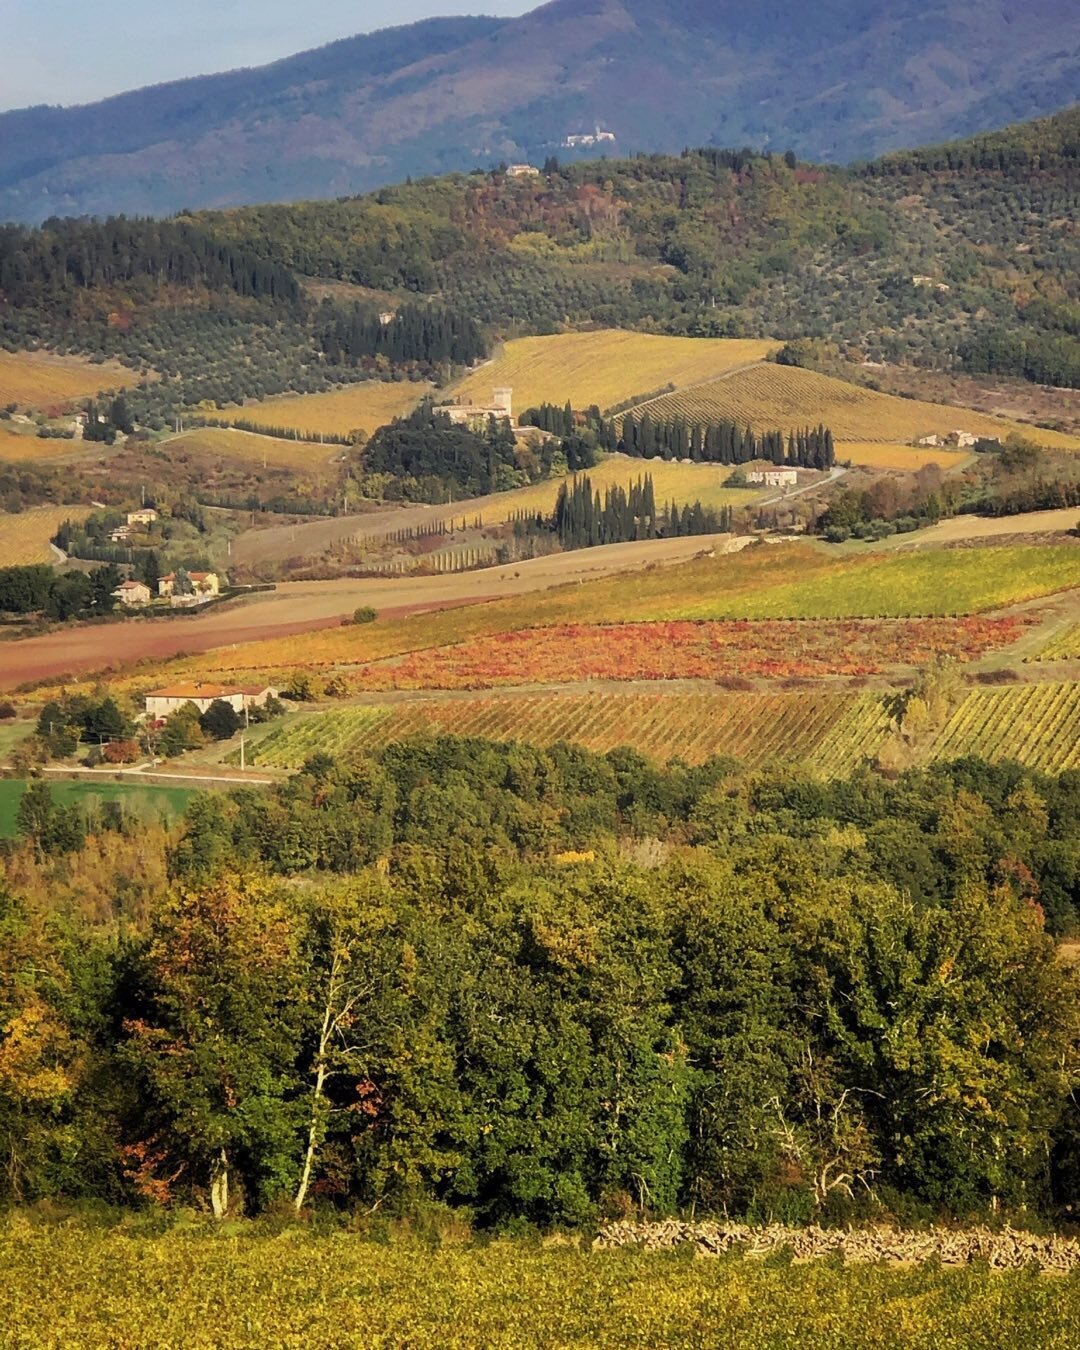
xmin=1 ymin=0 xmax=1078 ymax=223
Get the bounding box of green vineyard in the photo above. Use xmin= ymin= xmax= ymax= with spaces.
xmin=246 ymin=681 xmax=1080 ymax=777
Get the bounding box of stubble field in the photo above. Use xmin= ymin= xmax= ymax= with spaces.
xmin=0 ymin=349 xmax=141 ymax=409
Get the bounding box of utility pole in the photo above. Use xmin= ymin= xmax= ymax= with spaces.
xmin=240 ymin=735 xmax=246 ymax=773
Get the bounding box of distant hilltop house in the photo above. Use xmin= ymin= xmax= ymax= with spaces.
xmin=158 ymin=571 xmax=221 ymax=605
xmin=506 ymin=164 xmax=540 ymax=178
xmin=912 ymin=275 xmax=951 ymax=292
xmin=563 ymin=126 xmax=616 ymax=149
xmin=378 ymin=310 xmax=395 ymax=326
xmin=127 ymin=508 xmax=158 ymax=526
xmin=112 ymin=579 xmax=152 ymax=607
xmin=144 ymin=682 xmax=277 ymax=720
xmin=443 ymin=387 xmax=514 ymax=430
xmin=747 ymin=469 xmax=799 ymax=488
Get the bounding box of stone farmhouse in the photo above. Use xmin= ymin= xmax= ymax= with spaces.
xmin=158 ymin=571 xmax=221 ymax=602
xmin=127 ymin=508 xmax=158 ymax=526
xmin=506 ymin=164 xmax=540 ymax=178
xmin=443 ymin=387 xmax=514 ymax=430
xmin=144 ymin=682 xmax=277 ymax=720
xmin=747 ymin=469 xmax=799 ymax=488
xmin=112 ymin=579 xmax=152 ymax=607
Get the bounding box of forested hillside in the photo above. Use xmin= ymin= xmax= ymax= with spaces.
xmin=1 ymin=109 xmax=1077 ymax=434
xmin=0 ymin=0 xmax=1077 ymax=223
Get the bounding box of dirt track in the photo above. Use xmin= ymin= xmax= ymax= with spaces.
xmin=0 ymin=534 xmax=735 ymax=689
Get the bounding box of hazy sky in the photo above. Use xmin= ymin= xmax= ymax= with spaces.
xmin=0 ymin=1 xmax=537 ymax=111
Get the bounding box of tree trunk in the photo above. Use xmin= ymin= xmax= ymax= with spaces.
xmin=210 ymin=1148 xmax=229 ymax=1219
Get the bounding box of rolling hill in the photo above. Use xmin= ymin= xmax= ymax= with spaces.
xmin=1 ymin=0 xmax=1078 ymax=223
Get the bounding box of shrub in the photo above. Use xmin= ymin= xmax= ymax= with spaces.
xmin=353 ymin=606 xmax=379 ymax=625
xmin=103 ymin=739 xmax=142 ymax=764
xmin=0 ymin=700 xmax=16 ymax=720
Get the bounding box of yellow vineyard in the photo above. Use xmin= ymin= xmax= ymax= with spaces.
xmin=0 ymin=350 xmax=140 ymax=411
xmin=632 ymin=365 xmax=1080 ymax=449
xmin=237 ymin=381 xmax=432 ymax=439
xmin=0 ymin=504 xmax=91 ymax=566
xmin=450 ymin=332 xmax=780 ymax=415
xmin=171 ymin=426 xmax=345 ymax=471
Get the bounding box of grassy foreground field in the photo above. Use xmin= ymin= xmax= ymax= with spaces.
xmin=0 ymin=504 xmax=90 ymax=566
xmin=0 ymin=780 xmax=200 ymax=837
xmin=3 ymin=1223 xmax=1076 ymax=1350
xmin=170 ymin=425 xmax=346 ymax=471
xmin=0 ymin=349 xmax=140 ymax=410
xmin=237 ymin=380 xmax=432 ymax=438
xmin=451 ymin=332 xmax=779 ymax=414
xmin=636 ymin=365 xmax=1080 ymax=450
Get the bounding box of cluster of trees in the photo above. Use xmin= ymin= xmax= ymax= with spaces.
xmin=959 ymin=326 xmax=1080 ymax=391
xmin=0 ymin=562 xmax=122 ymax=622
xmin=316 ymin=302 xmax=487 ymax=371
xmin=548 ymin=473 xmax=731 ymax=549
xmin=358 ymin=403 xmax=574 ymax=502
xmin=0 ymin=216 xmax=300 ymax=310
xmin=34 ymin=691 xmax=133 ymax=758
xmin=81 ymin=395 xmax=134 ymax=445
xmin=522 ymin=402 xmax=836 ymax=470
xmin=621 ymin=414 xmax=835 ymax=470
xmin=2 ymin=740 xmax=1079 ymax=1225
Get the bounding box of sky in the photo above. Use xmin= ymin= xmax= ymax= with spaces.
xmin=0 ymin=1 xmax=537 ymax=111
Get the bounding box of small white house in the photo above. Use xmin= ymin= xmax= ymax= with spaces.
xmin=506 ymin=164 xmax=541 ymax=178
xmin=112 ymin=579 xmax=152 ymax=607
xmin=948 ymin=430 xmax=977 ymax=448
xmin=127 ymin=509 xmax=158 ymax=527
xmin=158 ymin=571 xmax=221 ymax=600
xmin=144 ymin=683 xmax=277 ymax=720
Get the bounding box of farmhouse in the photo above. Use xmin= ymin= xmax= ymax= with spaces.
xmin=158 ymin=571 xmax=220 ymax=600
xmin=948 ymin=430 xmax=977 ymax=447
xmin=747 ymin=469 xmax=799 ymax=488
xmin=127 ymin=508 xmax=158 ymax=526
xmin=917 ymin=434 xmax=942 ymax=447
xmin=145 ymin=682 xmax=278 ymax=720
xmin=443 ymin=387 xmax=514 ymax=429
xmin=112 ymin=579 xmax=151 ymax=607
xmin=109 ymin=525 xmax=132 ymax=543
xmin=506 ymin=164 xmax=540 ymax=178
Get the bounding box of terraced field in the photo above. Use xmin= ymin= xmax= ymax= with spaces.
xmin=237 ymin=380 xmax=432 ymax=438
xmin=632 ymin=366 xmax=1080 ymax=450
xmin=0 ymin=349 xmax=140 ymax=410
xmin=247 ymin=690 xmax=897 ymax=776
xmin=0 ymin=504 xmax=90 ymax=566
xmin=450 ymin=332 xmax=779 ymax=414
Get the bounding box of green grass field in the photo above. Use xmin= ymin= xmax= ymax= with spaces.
xmin=2 ymin=1223 xmax=1076 ymax=1349
xmin=0 ymin=779 xmax=199 ymax=838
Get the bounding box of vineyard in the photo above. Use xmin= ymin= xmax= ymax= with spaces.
xmin=349 ymin=617 xmax=1028 ymax=691
xmin=631 ymin=365 xmax=1080 ymax=450
xmin=0 ymin=504 xmax=91 ymax=566
xmin=1030 ymin=624 xmax=1080 ymax=662
xmin=246 ymin=690 xmax=898 ymax=776
xmin=928 ymin=683 xmax=1080 ymax=773
xmin=674 ymin=546 xmax=1080 ymax=621
xmin=237 ymin=380 xmax=432 ymax=438
xmin=7 ymin=1222 xmax=1076 ymax=1350
xmin=0 ymin=349 xmax=140 ymax=410
xmin=450 ymin=331 xmax=779 ymax=414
